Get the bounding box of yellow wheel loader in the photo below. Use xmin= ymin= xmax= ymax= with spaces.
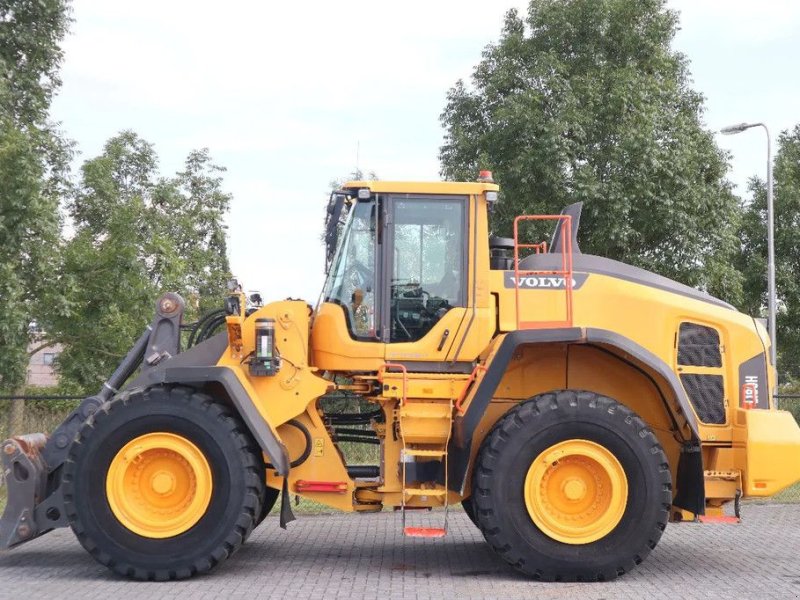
xmin=3 ymin=175 xmax=800 ymax=582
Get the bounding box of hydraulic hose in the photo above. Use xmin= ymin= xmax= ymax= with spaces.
xmin=333 ymin=436 xmax=381 ymax=445
xmin=186 ymin=309 xmax=225 ymax=348
xmin=194 ymin=315 xmax=227 ymax=346
xmin=265 ymin=419 xmax=312 ymax=469
xmin=333 ymin=428 xmax=377 ymax=437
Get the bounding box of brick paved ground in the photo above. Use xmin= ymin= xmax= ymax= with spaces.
xmin=0 ymin=503 xmax=798 ymax=599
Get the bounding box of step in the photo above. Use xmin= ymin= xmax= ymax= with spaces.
xmin=404 ymin=526 xmax=446 ymax=538
xmin=403 ymin=448 xmax=446 ymax=458
xmin=399 ymin=402 xmax=452 ymax=444
xmin=404 ymin=488 xmax=447 ymax=497
xmin=698 ymin=515 xmax=740 ymax=524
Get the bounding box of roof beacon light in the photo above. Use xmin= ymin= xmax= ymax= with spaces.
xmin=477 ymin=170 xmax=494 ymax=183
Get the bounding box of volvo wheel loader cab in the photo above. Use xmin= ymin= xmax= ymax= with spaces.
xmin=3 ymin=175 xmax=800 ymax=582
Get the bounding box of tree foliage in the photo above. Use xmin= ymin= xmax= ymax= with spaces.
xmin=739 ymin=125 xmax=800 ymax=381
xmin=0 ymin=0 xmax=70 ymax=125
xmin=44 ymin=132 xmax=232 ymax=390
xmin=440 ymin=0 xmax=742 ymax=304
xmin=0 ymin=0 xmax=71 ymax=392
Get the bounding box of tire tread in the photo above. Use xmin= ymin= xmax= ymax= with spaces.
xmin=472 ymin=390 xmax=672 ymax=582
xmin=62 ymin=385 xmax=265 ymax=581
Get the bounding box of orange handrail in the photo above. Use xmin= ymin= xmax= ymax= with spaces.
xmin=378 ymin=362 xmax=408 ymax=406
xmin=512 ymin=215 xmax=574 ymax=330
xmin=455 ymin=364 xmax=487 ymax=413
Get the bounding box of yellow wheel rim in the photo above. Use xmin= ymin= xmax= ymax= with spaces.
xmin=106 ymin=432 xmax=213 ymax=538
xmin=524 ymin=439 xmax=627 ymax=545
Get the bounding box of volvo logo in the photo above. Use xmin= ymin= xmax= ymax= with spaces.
xmin=504 ymin=272 xmax=589 ymax=290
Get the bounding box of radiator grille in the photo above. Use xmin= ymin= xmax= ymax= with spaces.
xmin=678 ymin=322 xmax=721 ymax=368
xmin=680 ymin=374 xmax=725 ymax=424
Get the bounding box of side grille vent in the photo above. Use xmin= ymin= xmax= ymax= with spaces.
xmin=680 ymin=374 xmax=725 ymax=424
xmin=678 ymin=322 xmax=721 ymax=368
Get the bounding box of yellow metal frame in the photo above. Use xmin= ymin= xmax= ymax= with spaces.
xmin=209 ymin=180 xmax=800 ymax=517
xmin=343 ymin=180 xmax=498 ymax=196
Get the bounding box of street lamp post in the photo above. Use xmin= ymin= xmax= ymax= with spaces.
xmin=720 ymin=122 xmax=777 ymax=372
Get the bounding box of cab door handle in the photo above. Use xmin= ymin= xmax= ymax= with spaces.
xmin=437 ymin=329 xmax=450 ymax=352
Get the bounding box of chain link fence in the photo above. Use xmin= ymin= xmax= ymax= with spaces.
xmin=2 ymin=395 xmax=799 ymax=515
xmin=0 ymin=394 xmax=381 ymax=514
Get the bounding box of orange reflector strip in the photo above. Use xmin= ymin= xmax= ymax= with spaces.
xmin=404 ymin=527 xmax=446 ymax=538
xmin=698 ymin=515 xmax=740 ymax=524
xmin=755 ymin=482 xmax=767 ymax=489
xmin=295 ymin=480 xmax=348 ymax=493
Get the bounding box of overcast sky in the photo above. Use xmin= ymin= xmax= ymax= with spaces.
xmin=50 ymin=0 xmax=800 ymax=303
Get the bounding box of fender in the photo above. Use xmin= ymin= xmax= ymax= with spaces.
xmin=132 ymin=333 xmax=290 ymax=476
xmin=448 ymin=327 xmax=706 ymax=514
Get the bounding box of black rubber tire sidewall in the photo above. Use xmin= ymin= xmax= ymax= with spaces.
xmin=473 ymin=391 xmax=671 ymax=581
xmin=63 ymin=387 xmax=263 ymax=579
xmin=461 ymin=497 xmax=479 ymax=528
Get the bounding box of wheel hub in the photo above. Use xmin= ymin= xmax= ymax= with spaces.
xmin=151 ymin=470 xmax=177 ymax=495
xmin=106 ymin=432 xmax=213 ymax=538
xmin=562 ymin=477 xmax=587 ymax=501
xmin=524 ymin=439 xmax=628 ymax=545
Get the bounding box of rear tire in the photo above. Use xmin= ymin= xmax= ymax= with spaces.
xmin=473 ymin=390 xmax=671 ymax=582
xmin=62 ymin=386 xmax=266 ymax=581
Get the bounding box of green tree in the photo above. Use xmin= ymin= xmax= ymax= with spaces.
xmin=0 ymin=0 xmax=70 ymax=125
xmin=0 ymin=0 xmax=71 ymax=430
xmin=739 ymin=125 xmax=800 ymax=381
xmin=50 ymin=132 xmax=159 ymax=389
xmin=152 ymin=149 xmax=233 ymax=315
xmin=46 ymin=132 xmax=232 ymax=390
xmin=440 ymin=0 xmax=741 ymax=303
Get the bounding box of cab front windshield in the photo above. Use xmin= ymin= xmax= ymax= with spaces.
xmin=322 ymin=200 xmax=377 ymax=339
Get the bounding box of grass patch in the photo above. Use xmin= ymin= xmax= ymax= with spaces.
xmin=290 ymin=497 xmax=339 ymax=515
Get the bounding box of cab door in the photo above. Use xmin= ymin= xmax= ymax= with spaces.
xmin=382 ymin=195 xmax=470 ymax=368
xmin=312 ymin=197 xmax=385 ymax=371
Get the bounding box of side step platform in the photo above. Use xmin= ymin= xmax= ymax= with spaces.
xmin=399 ymin=403 xmax=452 ymax=538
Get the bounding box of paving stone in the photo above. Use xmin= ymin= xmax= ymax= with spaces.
xmin=0 ymin=504 xmax=798 ymax=599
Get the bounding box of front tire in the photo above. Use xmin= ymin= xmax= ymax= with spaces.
xmin=255 ymin=486 xmax=280 ymax=526
xmin=62 ymin=386 xmax=266 ymax=581
xmin=473 ymin=390 xmax=671 ymax=582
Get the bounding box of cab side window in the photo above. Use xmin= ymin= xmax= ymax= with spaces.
xmin=390 ymin=198 xmax=465 ymax=342
xmin=323 ymin=200 xmax=378 ymax=339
